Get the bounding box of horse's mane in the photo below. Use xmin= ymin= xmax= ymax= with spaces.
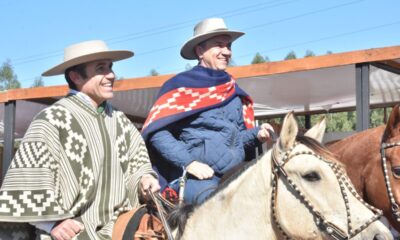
xmin=167 ymin=204 xmax=195 ymax=239
xmin=296 ymin=135 xmax=340 ymax=164
xmin=168 ymin=134 xmax=341 ymax=237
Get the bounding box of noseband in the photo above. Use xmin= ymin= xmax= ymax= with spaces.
xmin=271 ymin=142 xmax=382 ymax=240
xmin=380 ymin=140 xmax=400 ymax=222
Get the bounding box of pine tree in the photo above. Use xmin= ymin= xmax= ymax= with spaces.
xmin=251 ymin=53 xmax=266 ymax=64
xmin=150 ymin=69 xmax=159 ymax=76
xmin=304 ymin=50 xmax=316 ymax=58
xmin=284 ymin=51 xmax=297 ymax=60
xmin=31 ymin=77 xmax=44 ymax=88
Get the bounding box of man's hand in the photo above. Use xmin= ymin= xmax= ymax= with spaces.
xmin=139 ymin=174 xmax=160 ymax=200
xmin=50 ymin=219 xmax=84 ymax=240
xmin=186 ymin=161 xmax=214 ymax=180
xmin=257 ymin=123 xmax=275 ymax=143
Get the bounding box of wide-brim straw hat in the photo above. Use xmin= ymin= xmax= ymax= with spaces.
xmin=42 ymin=40 xmax=134 ymax=76
xmin=180 ymin=18 xmax=244 ymax=60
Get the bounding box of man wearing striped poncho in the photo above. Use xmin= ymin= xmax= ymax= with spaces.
xmin=0 ymin=40 xmax=160 ymax=240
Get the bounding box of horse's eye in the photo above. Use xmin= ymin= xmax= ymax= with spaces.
xmin=392 ymin=167 xmax=400 ymax=178
xmin=302 ymin=171 xmax=321 ymax=182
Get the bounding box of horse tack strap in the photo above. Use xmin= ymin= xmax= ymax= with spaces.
xmin=380 ymin=140 xmax=400 ymax=222
xmin=321 ymin=221 xmax=348 ymax=240
xmin=148 ymin=190 xmax=175 ymax=240
xmin=271 ymin=144 xmax=380 ymax=239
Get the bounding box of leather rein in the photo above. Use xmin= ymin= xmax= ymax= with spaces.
xmin=147 ymin=190 xmax=175 ymax=240
xmin=271 ymin=142 xmax=382 ymax=240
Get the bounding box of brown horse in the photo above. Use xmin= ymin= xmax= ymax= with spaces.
xmin=328 ymin=104 xmax=400 ymax=234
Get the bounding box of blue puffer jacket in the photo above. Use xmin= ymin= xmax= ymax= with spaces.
xmin=149 ymin=95 xmax=260 ymax=182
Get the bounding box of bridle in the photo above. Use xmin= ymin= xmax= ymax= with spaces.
xmin=380 ymin=139 xmax=400 ymax=222
xmin=271 ymin=141 xmax=382 ymax=240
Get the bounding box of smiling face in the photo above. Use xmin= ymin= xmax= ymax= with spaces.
xmin=69 ymin=59 xmax=115 ymax=107
xmin=195 ymin=35 xmax=232 ymax=71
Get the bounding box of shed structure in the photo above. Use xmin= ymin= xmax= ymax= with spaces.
xmin=1 ymin=45 xmax=400 ymax=182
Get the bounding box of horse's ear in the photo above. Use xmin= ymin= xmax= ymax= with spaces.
xmin=278 ymin=112 xmax=298 ymax=151
xmin=304 ymin=116 xmax=326 ymax=143
xmin=384 ymin=105 xmax=400 ymax=140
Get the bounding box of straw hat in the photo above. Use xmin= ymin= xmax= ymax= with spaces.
xmin=180 ymin=18 xmax=244 ymax=60
xmin=42 ymin=40 xmax=134 ymax=76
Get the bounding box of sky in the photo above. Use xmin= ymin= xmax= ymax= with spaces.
xmin=1 ymin=0 xmax=400 ymax=88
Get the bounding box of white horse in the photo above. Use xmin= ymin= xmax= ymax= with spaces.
xmin=169 ymin=113 xmax=393 ymax=239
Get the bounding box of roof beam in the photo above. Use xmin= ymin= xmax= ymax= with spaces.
xmin=372 ymin=60 xmax=400 ymax=75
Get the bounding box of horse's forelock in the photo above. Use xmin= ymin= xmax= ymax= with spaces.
xmin=296 ymin=135 xmax=344 ymax=168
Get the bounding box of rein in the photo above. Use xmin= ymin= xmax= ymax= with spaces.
xmin=148 ymin=190 xmax=175 ymax=240
xmin=380 ymin=140 xmax=400 ymax=222
xmin=271 ymin=142 xmax=382 ymax=239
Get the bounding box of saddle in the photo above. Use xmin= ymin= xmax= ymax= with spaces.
xmin=112 ymin=204 xmax=166 ymax=240
xmin=112 ymin=191 xmax=175 ymax=240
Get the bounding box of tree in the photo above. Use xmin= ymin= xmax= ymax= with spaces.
xmin=370 ymin=107 xmax=387 ymax=128
xmin=150 ymin=69 xmax=159 ymax=76
xmin=31 ymin=77 xmax=44 ymax=88
xmin=323 ymin=111 xmax=356 ymax=132
xmin=251 ymin=53 xmax=266 ymax=64
xmin=304 ymin=50 xmax=316 ymax=58
xmin=284 ymin=51 xmax=297 ymax=60
xmin=0 ymin=60 xmax=21 ymax=90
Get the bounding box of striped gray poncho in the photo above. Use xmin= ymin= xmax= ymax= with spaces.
xmin=0 ymin=95 xmax=156 ymax=239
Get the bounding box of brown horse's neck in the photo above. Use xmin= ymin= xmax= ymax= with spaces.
xmin=328 ymin=126 xmax=385 ymax=198
xmin=331 ymin=126 xmax=384 ymax=153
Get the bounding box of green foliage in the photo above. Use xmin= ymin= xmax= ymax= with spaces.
xmin=0 ymin=60 xmax=21 ymax=90
xmin=304 ymin=50 xmax=316 ymax=58
xmin=284 ymin=51 xmax=297 ymax=60
xmin=31 ymin=77 xmax=44 ymax=88
xmin=318 ymin=108 xmax=387 ymax=131
xmin=370 ymin=107 xmax=389 ymax=128
xmin=150 ymin=69 xmax=159 ymax=76
xmin=323 ymin=112 xmax=356 ymax=132
xmin=259 ymin=107 xmax=390 ymax=133
xmin=251 ymin=53 xmax=266 ymax=64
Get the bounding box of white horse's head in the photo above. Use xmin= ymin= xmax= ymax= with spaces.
xmin=273 ymin=112 xmax=392 ymax=239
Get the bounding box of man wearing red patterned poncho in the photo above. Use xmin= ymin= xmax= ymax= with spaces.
xmin=142 ymin=18 xmax=274 ymax=204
